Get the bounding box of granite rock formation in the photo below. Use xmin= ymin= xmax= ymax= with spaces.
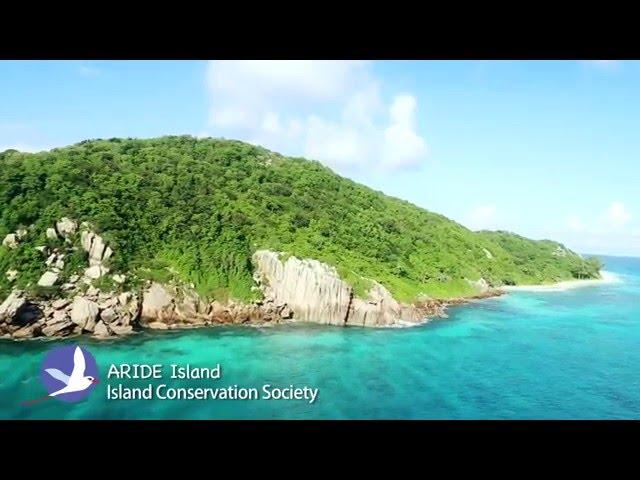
xmin=251 ymin=250 xmax=434 ymax=327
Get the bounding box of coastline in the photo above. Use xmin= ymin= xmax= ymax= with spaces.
xmin=381 ymin=288 xmax=507 ymax=328
xmin=0 ymin=267 xmax=622 ymax=339
xmin=500 ymin=270 xmax=620 ymax=292
xmin=406 ymin=270 xmax=622 ymax=328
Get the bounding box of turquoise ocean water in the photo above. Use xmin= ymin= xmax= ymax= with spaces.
xmin=1 ymin=254 xmax=639 ymax=419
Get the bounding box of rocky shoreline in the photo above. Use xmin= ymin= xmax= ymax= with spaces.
xmin=1 ymin=218 xmax=504 ymax=341
xmin=0 ymin=283 xmax=293 ymax=340
xmin=0 ymin=283 xmax=492 ymax=341
xmin=0 ymin=280 xmax=505 ymax=341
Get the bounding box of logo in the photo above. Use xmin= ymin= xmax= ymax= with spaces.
xmin=24 ymin=345 xmax=100 ymax=405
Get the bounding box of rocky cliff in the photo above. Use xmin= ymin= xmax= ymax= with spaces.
xmin=252 ymin=250 xmax=352 ymax=326
xmin=252 ymin=250 xmax=440 ymax=327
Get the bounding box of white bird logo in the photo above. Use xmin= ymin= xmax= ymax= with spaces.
xmin=23 ymin=346 xmax=99 ymax=406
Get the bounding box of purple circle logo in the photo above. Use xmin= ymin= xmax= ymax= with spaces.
xmin=39 ymin=345 xmax=100 ymax=403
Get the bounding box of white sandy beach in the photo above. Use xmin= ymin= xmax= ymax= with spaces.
xmin=501 ymin=270 xmax=621 ymax=292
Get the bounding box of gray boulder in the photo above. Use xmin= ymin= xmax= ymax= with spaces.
xmin=12 ymin=324 xmax=40 ymax=339
xmin=88 ymin=236 xmax=106 ymax=266
xmin=100 ymin=307 xmax=117 ymax=323
xmin=56 ymin=218 xmax=77 ymax=238
xmin=51 ymin=310 xmax=70 ymax=323
xmin=85 ymin=286 xmax=100 ymax=297
xmin=93 ymin=321 xmax=111 ymax=338
xmin=84 ymin=265 xmax=108 ymax=280
xmin=42 ymin=317 xmax=74 ymax=337
xmin=110 ymin=324 xmax=133 ymax=335
xmin=52 ymin=298 xmax=70 ymax=310
xmin=37 ymin=271 xmax=59 ymax=287
xmin=2 ymin=234 xmax=18 ymax=249
xmin=81 ymin=230 xmax=94 ymax=252
xmin=0 ymin=291 xmax=26 ymax=323
xmin=70 ymin=297 xmax=99 ymax=330
xmin=81 ymin=231 xmax=112 ymax=265
xmin=141 ymin=283 xmax=175 ymax=321
xmin=118 ymin=292 xmax=131 ymax=305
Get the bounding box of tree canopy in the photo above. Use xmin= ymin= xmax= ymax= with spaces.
xmin=0 ymin=136 xmax=602 ymax=301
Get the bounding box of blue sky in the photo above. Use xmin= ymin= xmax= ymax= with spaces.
xmin=1 ymin=60 xmax=638 ymax=256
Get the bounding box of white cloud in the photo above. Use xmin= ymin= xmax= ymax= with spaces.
xmin=607 ymin=201 xmax=631 ymax=228
xmin=304 ymin=116 xmax=372 ymax=169
xmin=567 ymin=215 xmax=585 ymax=232
xmin=382 ymin=95 xmax=428 ymax=169
xmin=467 ymin=205 xmax=498 ymax=231
xmin=208 ymin=60 xmax=366 ymax=108
xmin=205 ymin=61 xmax=428 ymax=172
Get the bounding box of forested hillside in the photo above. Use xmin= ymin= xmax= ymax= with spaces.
xmin=0 ymin=136 xmax=602 ymax=301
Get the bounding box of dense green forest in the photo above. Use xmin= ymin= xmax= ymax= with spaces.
xmin=0 ymin=136 xmax=602 ymax=301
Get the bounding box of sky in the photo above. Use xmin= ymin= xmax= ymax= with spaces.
xmin=1 ymin=60 xmax=639 ymax=257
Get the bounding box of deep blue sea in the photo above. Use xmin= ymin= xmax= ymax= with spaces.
xmin=1 ymin=254 xmax=639 ymax=419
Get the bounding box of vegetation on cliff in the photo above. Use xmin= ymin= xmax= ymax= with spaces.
xmin=0 ymin=136 xmax=602 ymax=301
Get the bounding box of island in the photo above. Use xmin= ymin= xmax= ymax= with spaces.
xmin=0 ymin=136 xmax=602 ymax=339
